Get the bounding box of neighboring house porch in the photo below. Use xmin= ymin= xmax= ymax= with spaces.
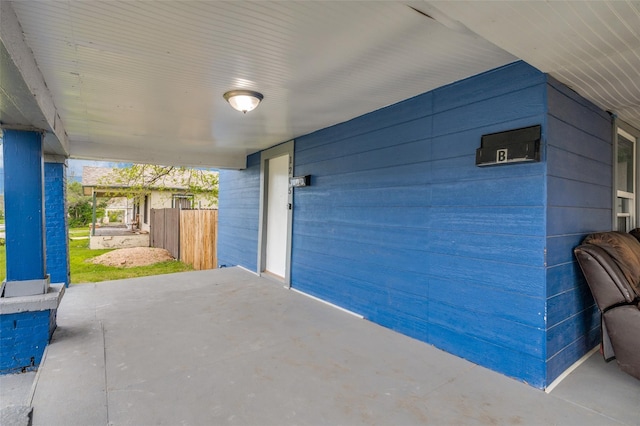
xmin=81 ymin=166 xmax=217 ymax=249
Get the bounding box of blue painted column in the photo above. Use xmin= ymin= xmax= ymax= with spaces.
xmin=2 ymin=129 xmax=48 ymax=296
xmin=1 ymin=129 xmax=65 ymax=375
xmin=45 ymin=160 xmax=70 ymax=287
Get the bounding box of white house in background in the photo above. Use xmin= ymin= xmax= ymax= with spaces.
xmin=81 ymin=166 xmax=217 ymax=248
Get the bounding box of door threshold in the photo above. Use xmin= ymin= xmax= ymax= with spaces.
xmin=261 ymin=270 xmax=285 ymax=283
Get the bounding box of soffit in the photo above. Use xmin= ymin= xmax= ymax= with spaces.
xmin=6 ymin=1 xmax=516 ymax=168
xmin=6 ymin=1 xmax=639 ymax=169
xmin=430 ymin=1 xmax=640 ymax=131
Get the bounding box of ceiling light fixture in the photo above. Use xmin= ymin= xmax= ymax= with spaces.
xmin=223 ymin=90 xmax=264 ymax=113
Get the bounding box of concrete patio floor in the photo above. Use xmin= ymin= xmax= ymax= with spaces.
xmin=2 ymin=267 xmax=639 ymax=425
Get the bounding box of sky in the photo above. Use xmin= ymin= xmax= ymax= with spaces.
xmin=66 ymin=159 xmax=129 ymax=183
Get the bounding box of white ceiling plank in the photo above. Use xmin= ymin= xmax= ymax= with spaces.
xmin=4 ymin=1 xmax=639 ymax=167
xmin=69 ymin=140 xmax=248 ymax=170
xmin=430 ymin=0 xmax=640 ymax=132
xmin=0 ymin=1 xmax=69 ymax=155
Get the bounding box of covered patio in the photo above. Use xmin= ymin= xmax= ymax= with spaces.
xmin=2 ymin=267 xmax=638 ymax=425
xmin=2 ymin=0 xmax=640 ymax=415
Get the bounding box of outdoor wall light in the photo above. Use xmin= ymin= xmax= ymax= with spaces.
xmin=223 ymin=90 xmax=263 ymax=113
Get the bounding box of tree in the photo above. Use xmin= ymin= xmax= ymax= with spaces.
xmin=99 ymin=164 xmax=218 ymax=206
xmin=67 ymin=181 xmax=106 ymax=227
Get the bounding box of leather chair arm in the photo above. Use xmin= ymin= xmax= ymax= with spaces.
xmin=603 ymin=305 xmax=640 ymax=380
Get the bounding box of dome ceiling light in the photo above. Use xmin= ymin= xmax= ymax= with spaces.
xmin=223 ymin=90 xmax=264 ymax=113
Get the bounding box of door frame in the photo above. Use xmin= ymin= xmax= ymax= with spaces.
xmin=257 ymin=140 xmax=294 ymax=287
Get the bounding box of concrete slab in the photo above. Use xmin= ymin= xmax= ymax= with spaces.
xmin=0 ymin=372 xmax=35 ymax=426
xmin=30 ymin=318 xmax=108 ymax=426
xmin=550 ymin=350 xmax=640 ymax=425
xmin=0 ymin=405 xmax=32 ymax=426
xmin=21 ymin=267 xmax=639 ymax=425
xmin=0 ymin=372 xmax=36 ymax=406
xmin=426 ymin=363 xmax=617 ymax=425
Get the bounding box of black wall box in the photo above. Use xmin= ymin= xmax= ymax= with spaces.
xmin=476 ymin=125 xmax=541 ymax=166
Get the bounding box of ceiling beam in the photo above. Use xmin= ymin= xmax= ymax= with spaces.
xmin=69 ymin=140 xmax=248 ymax=170
xmin=0 ymin=1 xmax=69 ymax=156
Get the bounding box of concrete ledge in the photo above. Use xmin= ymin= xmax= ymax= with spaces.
xmin=0 ymin=284 xmax=65 ymax=315
xmin=2 ymin=276 xmax=50 ymax=298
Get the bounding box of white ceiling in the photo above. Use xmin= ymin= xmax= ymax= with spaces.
xmin=430 ymin=1 xmax=640 ymax=135
xmin=1 ymin=1 xmax=639 ymax=169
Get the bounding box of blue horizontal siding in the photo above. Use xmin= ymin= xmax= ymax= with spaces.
xmin=297 ymin=93 xmax=434 ymax=153
xmin=217 ymin=61 xmax=614 ymax=388
xmin=217 ymin=153 xmax=260 ymax=271
xmin=295 ymin=117 xmax=432 ymax=166
xmin=427 ymin=230 xmax=545 ymax=265
xmin=430 ymin=153 xmax=543 ymax=182
xmin=297 ymin=138 xmax=432 ymax=176
xmin=296 ymin=163 xmax=432 ymax=190
xmin=293 ymin=238 xmax=430 ymax=277
xmin=432 ymin=61 xmax=546 ymax=113
xmin=432 ymin=85 xmax=546 ymax=138
xmin=547 ymin=283 xmax=598 ymax=328
xmin=431 ymin=174 xmax=544 ymax=206
xmin=547 ymin=176 xmax=611 ymax=208
xmin=429 ymin=323 xmax=546 ymax=388
xmin=428 ymin=206 xmax=545 ymax=235
xmin=428 ymin=300 xmax=545 ymax=358
xmin=547 ymin=307 xmax=600 ymax=356
xmin=546 ymin=234 xmax=586 ymax=266
xmin=431 ymin=116 xmax=546 ymax=161
xmin=293 ymin=220 xmax=430 ymax=250
xmin=546 ymin=263 xmax=587 ymax=299
xmin=545 ymin=77 xmax=612 ymax=385
xmin=546 ymin=145 xmax=610 ymax=185
xmin=429 ymin=277 xmax=545 ymax=328
xmin=546 ymin=325 xmax=600 ymax=383
xmin=546 ymin=78 xmax=612 ymax=144
xmin=547 ymin=207 xmax=611 ymax=236
xmin=291 ymin=61 xmax=548 ymax=386
xmin=425 ymin=253 xmax=545 ymax=298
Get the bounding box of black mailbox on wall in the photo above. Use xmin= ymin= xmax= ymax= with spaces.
xmin=476 ymin=125 xmax=541 ymax=167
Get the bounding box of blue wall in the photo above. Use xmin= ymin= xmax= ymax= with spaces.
xmin=45 ymin=161 xmax=70 ymax=286
xmin=218 ymin=62 xmax=612 ymax=388
xmin=0 ymin=310 xmax=54 ymax=374
xmin=2 ymin=130 xmax=47 ymax=282
xmin=545 ymin=78 xmax=611 ymax=381
xmin=292 ymin=62 xmax=548 ymax=387
xmin=218 ymin=152 xmax=261 ymax=271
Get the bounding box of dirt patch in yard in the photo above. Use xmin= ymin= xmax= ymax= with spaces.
xmin=90 ymin=247 xmax=175 ymax=268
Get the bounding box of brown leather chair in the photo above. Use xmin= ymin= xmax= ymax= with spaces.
xmin=574 ymin=231 xmax=640 ymax=380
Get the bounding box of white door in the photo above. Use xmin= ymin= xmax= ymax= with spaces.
xmin=265 ymin=154 xmax=289 ymax=278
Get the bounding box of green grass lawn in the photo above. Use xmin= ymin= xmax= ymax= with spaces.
xmin=0 ymin=230 xmax=193 ymax=284
xmin=68 ymin=227 xmax=90 ymax=238
xmin=69 ymin=238 xmax=193 ymax=283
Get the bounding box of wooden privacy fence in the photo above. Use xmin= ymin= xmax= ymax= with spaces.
xmin=180 ymin=209 xmax=218 ymax=270
xmin=150 ymin=208 xmax=180 ymax=259
xmin=150 ymin=208 xmax=217 ymax=270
